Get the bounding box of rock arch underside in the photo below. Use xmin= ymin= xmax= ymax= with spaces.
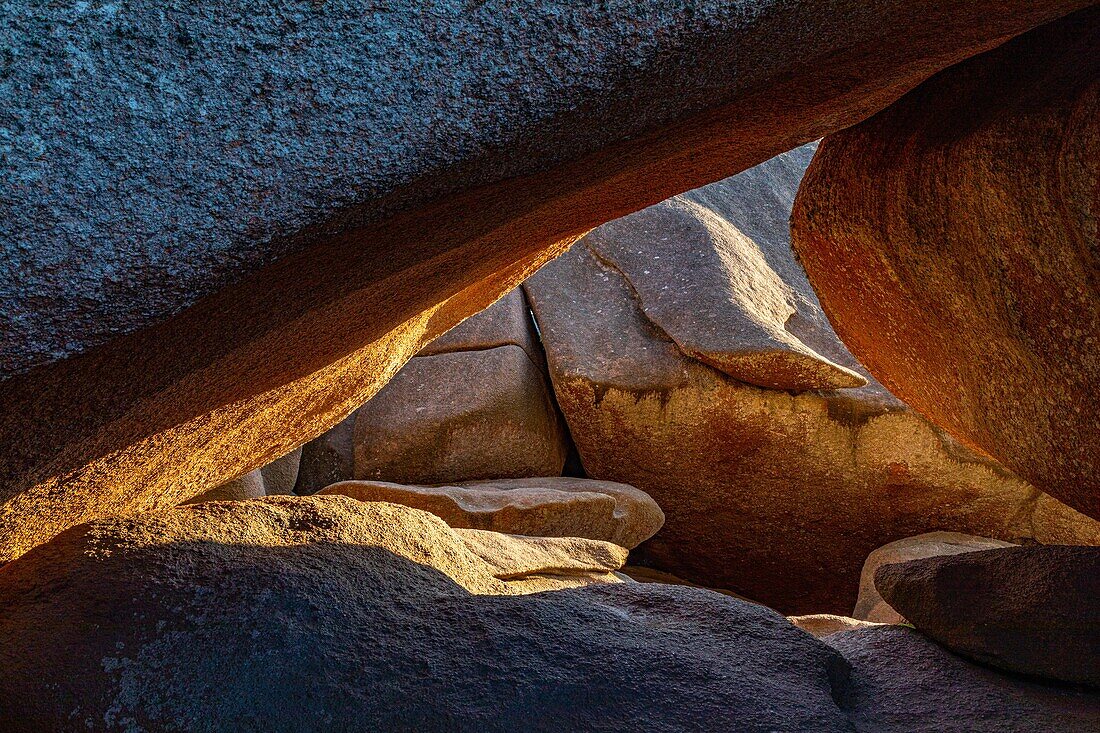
xmin=1 ymin=2 xmax=1098 ymax=731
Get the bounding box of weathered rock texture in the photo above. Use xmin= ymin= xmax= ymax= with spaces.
xmin=351 ymin=290 xmax=568 ymax=484
xmin=524 ymin=144 xmax=1100 ymax=614
xmin=456 ymin=528 xmax=629 ymax=592
xmin=181 ymin=469 xmax=267 ymax=505
xmin=875 ymin=545 xmax=1100 ymax=688
xmin=294 ymin=414 xmax=356 ymax=495
xmin=827 ymin=626 xmax=1100 ymax=732
xmin=788 ymin=615 xmax=884 ymax=639
xmin=0 ymin=496 xmax=853 ymax=731
xmin=259 ymin=448 xmax=303 ymax=496
xmin=853 ymin=532 xmax=1015 ymax=623
xmin=791 ymin=8 xmax=1100 ymax=519
xmin=321 ymin=476 xmax=663 ymax=549
xmin=0 ymin=1 xmax=1089 ymax=563
xmin=183 ymin=448 xmax=303 ymax=503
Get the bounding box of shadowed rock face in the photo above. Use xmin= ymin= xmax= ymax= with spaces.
xmin=581 ymin=143 xmax=867 ymax=391
xmin=351 ymin=290 xmax=569 ymax=484
xmin=827 ymin=626 xmax=1100 ymax=733
xmin=0 ymin=2 xmax=1090 ymax=562
xmin=791 ymin=8 xmax=1100 ymax=520
xmin=523 ymin=145 xmax=1100 ymax=615
xmin=294 ymin=289 xmax=564 ymax=493
xmin=875 ymin=545 xmax=1100 ymax=688
xmin=0 ymin=496 xmax=853 ymax=732
xmin=852 ymin=532 xmax=1016 ymax=624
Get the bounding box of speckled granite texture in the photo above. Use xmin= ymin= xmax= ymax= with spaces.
xmin=0 ymin=1 xmax=1089 ymax=561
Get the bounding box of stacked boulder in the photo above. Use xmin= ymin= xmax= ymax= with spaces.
xmin=296 ymin=135 xmax=1099 ymax=615
xmin=522 ymin=143 xmax=1100 ymax=614
xmin=295 ymin=290 xmax=568 ymax=493
xmin=184 ymin=448 xmax=303 ymax=504
xmin=0 ymin=496 xmax=853 ymax=732
xmin=319 ymin=477 xmax=663 ymax=550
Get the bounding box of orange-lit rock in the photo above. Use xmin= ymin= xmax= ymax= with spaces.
xmin=0 ymin=496 xmax=854 ymax=731
xmin=524 ymin=146 xmax=1100 ymax=615
xmin=1 ymin=2 xmax=1090 ymax=562
xmin=791 ymin=8 xmax=1100 ymax=519
xmin=322 ymin=476 xmax=663 ymax=549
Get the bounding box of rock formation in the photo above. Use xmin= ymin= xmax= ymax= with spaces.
xmin=321 ymin=476 xmax=663 ymax=549
xmin=875 ymin=545 xmax=1100 ymax=688
xmin=259 ymin=448 xmax=303 ymax=496
xmin=2 ymin=1 xmax=1090 ymax=563
xmin=791 ymin=8 xmax=1100 ymax=519
xmin=0 ymin=496 xmax=852 ymax=731
xmin=788 ymin=614 xmax=883 ymax=639
xmin=294 ymin=414 xmax=356 ymax=496
xmin=455 ymin=529 xmax=629 ymax=592
xmin=181 ymin=469 xmax=267 ymax=505
xmin=351 ymin=290 xmax=568 ymax=484
xmin=523 ymin=144 xmax=1100 ymax=614
xmin=853 ymin=532 xmax=1016 ymax=623
xmin=184 ymin=448 xmax=303 ymax=504
xmin=827 ymin=626 xmax=1100 ymax=732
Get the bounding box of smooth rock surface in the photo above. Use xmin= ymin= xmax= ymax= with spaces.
xmin=455 ymin=528 xmax=628 ymax=579
xmin=0 ymin=496 xmax=852 ymax=732
xmin=827 ymin=626 xmax=1100 ymax=732
xmin=295 ymin=287 xmax=558 ymax=491
xmin=789 ymin=615 xmax=884 ymax=639
xmin=352 ymin=345 xmax=567 ymax=484
xmin=875 ymin=545 xmax=1100 ymax=687
xmin=419 ymin=289 xmax=540 ymax=359
xmin=524 ymin=146 xmax=1100 ymax=614
xmin=1 ymin=0 xmax=1089 ymax=563
xmin=350 ymin=286 xmax=568 ymax=485
xmin=853 ymin=532 xmax=1016 ymax=623
xmin=321 ymin=477 xmax=664 ymax=549
xmin=580 ymin=143 xmax=865 ymax=391
xmin=791 ymin=8 xmax=1100 ymax=519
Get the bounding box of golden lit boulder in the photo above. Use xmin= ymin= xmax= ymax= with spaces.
xmin=0 ymin=496 xmax=854 ymax=731
xmin=791 ymin=8 xmax=1100 ymax=519
xmin=788 ymin=615 xmax=883 ymax=639
xmin=524 ymin=145 xmax=1100 ymax=615
xmin=456 ymin=529 xmax=630 ymax=593
xmin=1 ymin=1 xmax=1089 ymax=563
xmin=320 ymin=476 xmax=663 ymax=549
